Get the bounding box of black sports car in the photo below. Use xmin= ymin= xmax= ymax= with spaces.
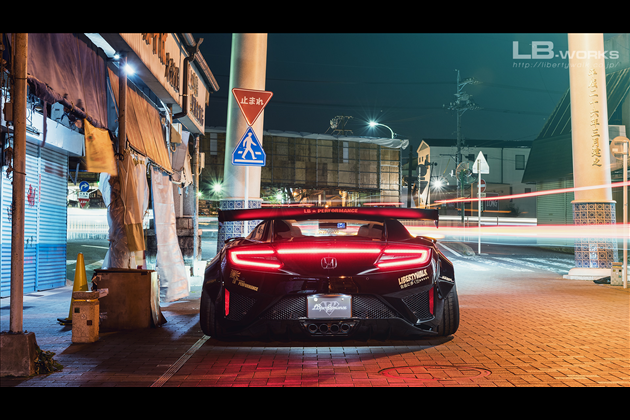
xmin=200 ymin=207 xmax=459 ymax=340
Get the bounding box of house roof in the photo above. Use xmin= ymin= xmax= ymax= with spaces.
xmin=523 ymin=67 xmax=630 ymax=183
xmin=521 ymin=133 xmax=573 ymax=183
xmin=205 ymin=127 xmax=410 ymax=149
xmin=535 ymin=67 xmax=630 ymax=139
xmin=419 ymin=138 xmax=532 ymax=149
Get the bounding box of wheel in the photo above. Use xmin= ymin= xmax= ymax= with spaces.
xmin=200 ymin=286 xmax=223 ymax=339
xmin=439 ymin=284 xmax=460 ymax=336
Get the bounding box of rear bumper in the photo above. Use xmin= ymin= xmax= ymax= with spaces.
xmin=215 ymin=288 xmax=440 ymax=340
xmin=220 ymin=317 xmax=438 ymax=340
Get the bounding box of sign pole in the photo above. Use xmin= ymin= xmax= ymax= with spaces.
xmin=244 ymin=167 xmax=249 ymax=209
xmin=472 ymin=151 xmax=489 ymax=255
xmin=478 ymin=160 xmax=481 ymax=255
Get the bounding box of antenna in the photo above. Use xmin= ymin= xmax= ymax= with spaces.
xmin=327 ymin=115 xmax=353 ymax=136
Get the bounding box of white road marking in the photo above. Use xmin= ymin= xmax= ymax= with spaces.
xmin=438 ymin=243 xmax=462 ymax=258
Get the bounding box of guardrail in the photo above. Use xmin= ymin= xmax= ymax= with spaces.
xmin=67 ymin=208 xmax=152 ymax=240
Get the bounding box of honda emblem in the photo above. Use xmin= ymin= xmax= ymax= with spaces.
xmin=321 ymin=257 xmax=337 ymax=269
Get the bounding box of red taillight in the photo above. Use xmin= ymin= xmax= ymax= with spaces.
xmin=225 ymin=288 xmax=230 ymax=316
xmin=228 ymin=246 xmax=283 ymax=270
xmin=276 ymin=247 xmax=381 ymax=255
xmin=375 ymin=246 xmax=430 ymax=269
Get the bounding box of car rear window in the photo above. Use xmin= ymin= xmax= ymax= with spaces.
xmin=273 ymin=218 xmax=385 ymax=241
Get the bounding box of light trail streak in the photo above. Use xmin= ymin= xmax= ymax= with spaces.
xmin=407 ymin=223 xmax=630 ymax=241
xmin=435 ymin=180 xmax=630 ymax=205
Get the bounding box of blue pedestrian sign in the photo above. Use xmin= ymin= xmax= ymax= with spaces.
xmin=232 ymin=126 xmax=266 ymax=166
xmin=79 ymin=181 xmax=90 ymax=192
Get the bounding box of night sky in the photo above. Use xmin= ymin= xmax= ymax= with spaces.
xmin=194 ymin=33 xmax=621 ymax=147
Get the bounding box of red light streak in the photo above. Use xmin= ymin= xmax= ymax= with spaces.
xmin=435 ymin=180 xmax=630 ymax=205
xmin=261 ymin=203 xmax=314 ymax=207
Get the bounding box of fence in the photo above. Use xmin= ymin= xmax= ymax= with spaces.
xmin=67 ymin=208 xmax=152 ymax=241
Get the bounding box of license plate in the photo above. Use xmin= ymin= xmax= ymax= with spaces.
xmin=307 ymin=294 xmax=352 ymax=319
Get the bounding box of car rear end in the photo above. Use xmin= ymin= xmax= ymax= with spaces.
xmin=203 ymin=207 xmax=456 ymax=340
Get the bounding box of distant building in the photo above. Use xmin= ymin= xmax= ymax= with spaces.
xmin=416 ymin=138 xmax=535 ymax=217
xmin=200 ymin=128 xmax=407 ymax=207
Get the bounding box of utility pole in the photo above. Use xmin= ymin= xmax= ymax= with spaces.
xmin=10 ymin=33 xmax=27 ymax=335
xmin=1 ymin=33 xmax=38 ymax=379
xmin=445 ymin=69 xmax=481 ymax=221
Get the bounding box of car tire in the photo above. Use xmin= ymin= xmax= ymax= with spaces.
xmin=200 ymin=286 xmax=222 ymax=339
xmin=439 ymin=284 xmax=460 ymax=336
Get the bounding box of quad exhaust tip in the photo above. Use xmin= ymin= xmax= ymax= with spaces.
xmin=305 ymin=322 xmax=354 ymax=335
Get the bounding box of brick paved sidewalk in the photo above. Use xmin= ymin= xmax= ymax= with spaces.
xmin=2 ymin=268 xmax=629 ymax=387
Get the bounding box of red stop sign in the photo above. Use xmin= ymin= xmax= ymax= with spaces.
xmin=479 ymin=179 xmax=486 ymax=192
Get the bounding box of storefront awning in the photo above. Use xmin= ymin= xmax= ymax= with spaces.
xmin=108 ymin=68 xmax=172 ymax=173
xmin=26 ymin=33 xmax=108 ymax=130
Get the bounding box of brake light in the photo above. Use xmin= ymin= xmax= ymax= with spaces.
xmin=228 ymin=246 xmax=283 ymax=270
xmin=375 ymin=246 xmax=430 ymax=269
xmin=276 ymin=247 xmax=381 ymax=255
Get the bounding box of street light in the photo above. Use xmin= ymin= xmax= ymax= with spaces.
xmin=211 ymin=181 xmax=222 ymax=195
xmin=368 ymin=121 xmax=395 ymax=139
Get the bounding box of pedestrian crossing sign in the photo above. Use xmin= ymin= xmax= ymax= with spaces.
xmin=232 ymin=126 xmax=266 ymax=166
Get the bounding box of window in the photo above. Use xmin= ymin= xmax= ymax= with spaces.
xmin=247 ymin=222 xmax=269 ymax=242
xmin=515 ymin=154 xmax=525 ymax=170
xmin=210 ymin=133 xmax=218 ymax=156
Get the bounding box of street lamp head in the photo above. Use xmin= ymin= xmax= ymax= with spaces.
xmin=369 ymin=121 xmax=378 ymax=128
xmin=124 ymin=63 xmax=135 ymax=75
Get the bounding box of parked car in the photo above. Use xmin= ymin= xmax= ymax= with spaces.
xmin=200 ymin=206 xmax=458 ymax=340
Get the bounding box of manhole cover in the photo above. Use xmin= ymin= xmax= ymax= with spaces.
xmin=380 ymin=365 xmax=491 ymax=382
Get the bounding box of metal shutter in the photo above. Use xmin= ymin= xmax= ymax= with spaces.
xmin=37 ymin=146 xmax=68 ymax=291
xmin=0 ymin=143 xmax=68 ymax=296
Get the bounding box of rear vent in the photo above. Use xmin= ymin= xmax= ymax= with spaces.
xmin=402 ymin=290 xmax=432 ymax=321
xmin=226 ymin=290 xmax=257 ymax=321
xmin=261 ymin=296 xmax=307 ymax=320
xmin=352 ymin=295 xmax=397 ymax=319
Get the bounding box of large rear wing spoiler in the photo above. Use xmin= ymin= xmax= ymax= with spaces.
xmin=219 ymin=207 xmax=439 ymax=227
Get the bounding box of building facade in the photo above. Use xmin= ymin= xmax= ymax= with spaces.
xmin=200 ymin=128 xmax=406 ymax=208
xmin=416 ymin=138 xmax=535 ymax=217
xmin=1 ymin=33 xmax=218 ymax=298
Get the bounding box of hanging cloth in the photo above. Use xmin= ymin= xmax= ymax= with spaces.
xmin=84 ymin=119 xmax=117 ymax=175
xmin=119 ymin=150 xmax=148 ymax=252
xmin=150 ymin=165 xmax=188 ymax=302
